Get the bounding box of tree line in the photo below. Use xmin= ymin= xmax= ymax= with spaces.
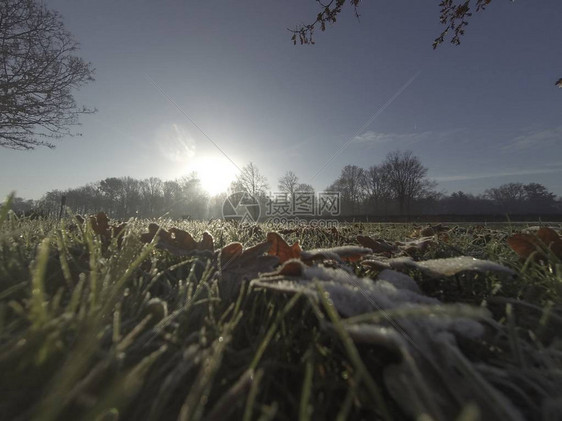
xmin=4 ymin=150 xmax=561 ymax=219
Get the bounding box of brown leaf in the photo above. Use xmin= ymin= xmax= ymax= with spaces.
xmin=220 ymin=242 xmax=243 ymax=269
xmin=236 ymin=241 xmax=273 ymax=266
xmin=200 ymin=231 xmax=214 ymax=250
xmin=267 ymin=232 xmax=301 ymax=263
xmin=361 ymin=259 xmax=392 ymax=271
xmin=83 ymin=212 xmax=127 ymax=248
xmin=395 ymin=237 xmax=437 ymax=256
xmin=366 ymin=256 xmax=515 ymax=279
xmin=536 ymin=227 xmax=561 ymax=248
xmin=508 ymin=227 xmax=562 ymax=260
xmin=169 ymin=228 xmax=198 ymax=250
xmin=301 ymin=246 xmax=372 ymax=264
xmin=140 ymin=223 xmax=160 ymax=244
xmin=140 ymin=224 xmax=215 ymax=256
xmin=90 ymin=212 xmax=110 ymax=237
xmin=507 ymin=234 xmax=541 ymax=260
xmin=357 ymin=235 xmax=395 ymax=255
xmin=277 ymin=260 xmax=306 ymax=277
xmin=412 ymin=224 xmax=449 ymax=237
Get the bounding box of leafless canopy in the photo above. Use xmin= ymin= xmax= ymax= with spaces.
xmin=290 ymin=0 xmax=494 ymax=47
xmin=230 ymin=162 xmax=269 ymax=197
xmin=0 ymin=0 xmax=95 ymax=150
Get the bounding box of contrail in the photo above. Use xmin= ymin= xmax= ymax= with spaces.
xmin=311 ymin=70 xmax=422 ymax=182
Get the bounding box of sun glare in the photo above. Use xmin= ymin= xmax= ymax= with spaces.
xmin=187 ymin=156 xmax=239 ymax=196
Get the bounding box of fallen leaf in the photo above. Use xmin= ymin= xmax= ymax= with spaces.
xmin=219 ymin=240 xmax=278 ymax=301
xmin=277 ymin=259 xmax=306 ymax=277
xmin=369 ymin=256 xmax=516 ymax=278
xmin=301 ymin=246 xmax=372 ymax=263
xmin=267 ymin=232 xmax=301 ymax=263
xmin=200 ymin=231 xmax=214 ymax=250
xmin=376 ymin=269 xmax=421 ymax=293
xmin=140 ymin=224 xmax=214 ymax=257
xmin=168 ymin=228 xmax=198 ymax=250
xmin=220 ymin=242 xmax=243 ymax=269
xmin=507 ymin=227 xmax=562 ymax=261
xmin=357 ymin=235 xmax=396 ymax=255
xmin=78 ymin=212 xmax=127 ymax=248
xmin=413 ymin=256 xmax=516 ymax=278
xmin=507 ymin=234 xmax=540 ymax=260
xmin=412 ymin=224 xmax=449 ymax=237
xmin=397 ymin=237 xmax=437 ymax=254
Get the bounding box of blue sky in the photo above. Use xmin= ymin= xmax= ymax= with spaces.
xmin=1 ymin=0 xmax=561 ymax=199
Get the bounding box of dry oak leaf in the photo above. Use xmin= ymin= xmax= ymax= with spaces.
xmin=396 ymin=237 xmax=437 ymax=255
xmin=219 ymin=240 xmax=279 ymax=301
xmin=300 ymin=246 xmax=372 ymax=264
xmin=140 ymin=223 xmax=214 ymax=256
xmin=507 ymin=227 xmax=562 ymax=261
xmin=363 ymin=256 xmax=516 ymax=279
xmin=77 ymin=212 xmax=127 ymax=247
xmin=267 ymin=232 xmax=301 ymax=263
xmin=220 ymin=240 xmax=274 ymax=271
xmin=357 ymin=235 xmax=396 ymax=255
xmin=412 ymin=224 xmax=449 ymax=237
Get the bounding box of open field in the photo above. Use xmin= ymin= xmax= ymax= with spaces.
xmin=1 ymin=205 xmax=561 ymax=420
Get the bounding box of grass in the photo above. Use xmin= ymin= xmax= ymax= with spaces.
xmin=0 ymin=203 xmax=561 ymax=420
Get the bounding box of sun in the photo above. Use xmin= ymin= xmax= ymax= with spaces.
xmin=187 ymin=155 xmax=239 ymax=196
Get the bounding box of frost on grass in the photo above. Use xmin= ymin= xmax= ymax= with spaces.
xmin=252 ymin=257 xmax=524 ymax=420
xmin=363 ymin=255 xmax=516 ymax=278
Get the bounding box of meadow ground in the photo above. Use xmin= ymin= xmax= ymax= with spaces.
xmin=0 ymin=205 xmax=561 ymax=420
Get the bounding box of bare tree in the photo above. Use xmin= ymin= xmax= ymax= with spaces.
xmin=0 ymin=0 xmax=95 ymax=150
xmin=278 ymin=171 xmax=299 ymax=195
xmin=278 ymin=171 xmax=315 ymax=205
xmin=485 ymin=182 xmax=557 ymax=213
xmin=296 ymin=183 xmax=315 ymax=193
xmin=140 ymin=177 xmax=163 ymax=216
xmin=364 ymin=165 xmax=391 ymax=215
xmin=381 ymin=151 xmax=434 ymax=215
xmin=178 ymin=173 xmax=209 ymax=219
xmin=230 ymin=162 xmax=269 ymax=197
xmin=327 ymin=164 xmax=365 ymax=215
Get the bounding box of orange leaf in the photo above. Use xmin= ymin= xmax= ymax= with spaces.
xmin=199 ymin=231 xmax=214 ymax=250
xmin=220 ymin=242 xmax=243 ymax=269
xmin=267 ymin=232 xmax=301 ymax=263
xmin=507 ymin=229 xmax=562 ymax=261
xmin=536 ymin=227 xmax=561 ymax=247
xmin=536 ymin=227 xmax=562 ymax=259
xmin=169 ymin=228 xmax=198 ymax=250
xmin=140 ymin=225 xmax=214 ymax=255
xmin=277 ymin=260 xmax=305 ymax=276
xmin=507 ymin=233 xmax=543 ymax=260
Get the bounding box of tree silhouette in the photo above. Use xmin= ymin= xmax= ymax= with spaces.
xmin=230 ymin=163 xmax=269 ymax=197
xmin=0 ymin=0 xmax=95 ymax=150
xmin=381 ymin=151 xmax=434 ymax=215
xmin=292 ymin=0 xmax=560 ymax=86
